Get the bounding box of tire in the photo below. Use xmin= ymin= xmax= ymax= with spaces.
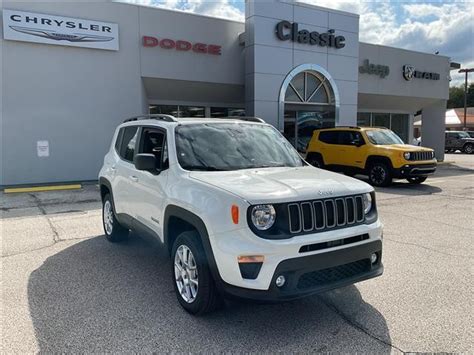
xmin=307 ymin=154 xmax=324 ymax=169
xmin=171 ymin=231 xmax=222 ymax=315
xmin=368 ymin=162 xmax=392 ymax=187
xmin=407 ymin=177 xmax=427 ymax=184
xmin=102 ymin=193 xmax=129 ymax=242
xmin=463 ymin=143 xmax=474 ymax=154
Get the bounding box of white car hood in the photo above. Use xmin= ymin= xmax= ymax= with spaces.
xmin=189 ymin=166 xmax=372 ymax=204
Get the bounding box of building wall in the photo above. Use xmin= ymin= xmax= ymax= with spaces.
xmin=245 ymin=0 xmax=359 ymax=129
xmin=1 ymin=1 xmax=144 ymax=186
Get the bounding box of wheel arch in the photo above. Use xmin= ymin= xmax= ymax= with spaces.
xmin=365 ymin=155 xmax=393 ymax=171
xmin=99 ymin=177 xmax=113 ymax=203
xmin=164 ymin=205 xmax=221 ymax=283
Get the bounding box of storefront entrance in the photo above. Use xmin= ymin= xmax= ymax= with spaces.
xmin=282 ymin=70 xmax=336 ymax=152
xmin=284 ymin=108 xmax=335 ymax=152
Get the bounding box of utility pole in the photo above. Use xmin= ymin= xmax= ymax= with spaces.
xmin=458 ymin=68 xmax=474 ymax=129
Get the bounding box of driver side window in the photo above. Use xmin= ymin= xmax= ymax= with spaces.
xmin=138 ymin=128 xmax=168 ymax=171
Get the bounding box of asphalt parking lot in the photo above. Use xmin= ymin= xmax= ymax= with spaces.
xmin=1 ymin=154 xmax=473 ymax=353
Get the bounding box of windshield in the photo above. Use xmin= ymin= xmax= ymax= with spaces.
xmin=457 ymin=131 xmax=470 ymax=138
xmin=366 ymin=129 xmax=404 ymax=145
xmin=175 ymin=123 xmax=303 ymax=171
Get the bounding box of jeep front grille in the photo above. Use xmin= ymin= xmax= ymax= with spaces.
xmin=287 ymin=195 xmax=365 ymax=234
xmin=409 ymin=151 xmax=433 ymax=161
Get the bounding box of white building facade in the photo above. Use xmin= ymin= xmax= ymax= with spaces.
xmin=0 ymin=0 xmax=451 ymax=186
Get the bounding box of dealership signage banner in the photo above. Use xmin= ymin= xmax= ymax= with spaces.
xmin=142 ymin=36 xmax=222 ymax=55
xmin=2 ymin=9 xmax=119 ymax=51
xmin=275 ymin=21 xmax=346 ymax=49
xmin=359 ymin=59 xmax=390 ymax=78
xmin=403 ymin=65 xmax=440 ymax=81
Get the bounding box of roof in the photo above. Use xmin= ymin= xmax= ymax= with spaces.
xmin=414 ymin=107 xmax=474 ymax=127
xmin=317 ymin=126 xmax=388 ymax=131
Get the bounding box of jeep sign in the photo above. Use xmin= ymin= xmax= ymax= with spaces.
xmin=2 ymin=9 xmax=119 ymax=51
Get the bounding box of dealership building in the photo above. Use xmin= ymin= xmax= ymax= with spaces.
xmin=0 ymin=0 xmax=454 ymax=186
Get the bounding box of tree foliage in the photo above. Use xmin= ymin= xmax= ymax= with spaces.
xmin=448 ymin=83 xmax=474 ymax=108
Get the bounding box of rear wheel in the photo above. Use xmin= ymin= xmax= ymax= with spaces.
xmin=102 ymin=194 xmax=129 ymax=242
xmin=171 ymin=231 xmax=222 ymax=315
xmin=463 ymin=143 xmax=474 ymax=154
xmin=407 ymin=177 xmax=427 ymax=184
xmin=307 ymin=154 xmax=324 ymax=169
xmin=368 ymin=163 xmax=392 ymax=187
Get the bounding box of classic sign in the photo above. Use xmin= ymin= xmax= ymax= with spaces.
xmin=2 ymin=9 xmax=119 ymax=50
xmin=275 ymin=21 xmax=346 ymax=49
xmin=359 ymin=59 xmax=390 ymax=78
xmin=403 ymin=65 xmax=440 ymax=81
xmin=142 ymin=36 xmax=221 ymax=55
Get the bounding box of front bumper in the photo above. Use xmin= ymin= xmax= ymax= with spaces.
xmin=208 ymin=220 xmax=383 ymax=300
xmin=393 ymin=163 xmax=437 ymax=178
xmin=220 ymin=240 xmax=383 ymax=301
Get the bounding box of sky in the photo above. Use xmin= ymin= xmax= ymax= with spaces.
xmin=126 ymin=0 xmax=473 ymax=87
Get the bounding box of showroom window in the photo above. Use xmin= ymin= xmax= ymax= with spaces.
xmin=357 ymin=112 xmax=409 ymax=143
xmin=210 ymin=107 xmax=246 ymax=118
xmin=150 ymin=105 xmax=205 ymax=118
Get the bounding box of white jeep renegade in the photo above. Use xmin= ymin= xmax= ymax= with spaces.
xmin=99 ymin=114 xmax=383 ymax=314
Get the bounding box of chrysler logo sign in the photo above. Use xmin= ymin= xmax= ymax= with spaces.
xmin=2 ymin=9 xmax=119 ymax=51
xmin=403 ymin=64 xmax=440 ymax=81
xmin=9 ymin=26 xmax=114 ymax=43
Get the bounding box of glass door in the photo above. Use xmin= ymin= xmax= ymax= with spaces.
xmin=284 ymin=109 xmax=335 ymax=152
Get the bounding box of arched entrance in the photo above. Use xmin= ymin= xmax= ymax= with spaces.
xmin=279 ymin=64 xmax=339 ymax=152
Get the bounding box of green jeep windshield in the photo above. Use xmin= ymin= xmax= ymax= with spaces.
xmin=366 ymin=129 xmax=404 ymax=145
xmin=175 ymin=123 xmax=303 ymax=171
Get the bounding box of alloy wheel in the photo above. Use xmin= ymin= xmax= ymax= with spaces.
xmin=465 ymin=145 xmax=473 ymax=154
xmin=103 ymin=200 xmax=114 ymax=235
xmin=370 ymin=166 xmax=386 ymax=185
xmin=174 ymin=245 xmax=199 ymax=303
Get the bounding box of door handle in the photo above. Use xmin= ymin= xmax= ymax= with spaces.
xmin=129 ymin=176 xmax=139 ymax=182
xmin=110 ymin=165 xmax=116 ymax=171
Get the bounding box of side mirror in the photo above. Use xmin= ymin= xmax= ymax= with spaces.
xmin=352 ymin=140 xmax=363 ymax=147
xmin=134 ymin=153 xmax=158 ymax=172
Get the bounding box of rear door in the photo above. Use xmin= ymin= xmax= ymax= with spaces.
xmin=318 ymin=131 xmax=340 ymax=165
xmin=112 ymin=126 xmax=140 ymax=217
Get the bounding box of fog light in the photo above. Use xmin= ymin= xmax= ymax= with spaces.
xmin=275 ymin=275 xmax=286 ymax=287
xmin=370 ymin=253 xmax=378 ymax=264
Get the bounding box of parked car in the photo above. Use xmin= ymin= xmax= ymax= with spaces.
xmin=445 ymin=131 xmax=474 ymax=154
xmin=306 ymin=127 xmax=437 ymax=187
xmin=99 ymin=115 xmax=383 ymax=314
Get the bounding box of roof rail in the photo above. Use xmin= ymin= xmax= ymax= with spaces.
xmin=223 ymin=116 xmax=266 ymax=123
xmin=123 ymin=114 xmax=177 ymax=123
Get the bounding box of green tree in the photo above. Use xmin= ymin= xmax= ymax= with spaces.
xmin=448 ymin=83 xmax=474 ymax=108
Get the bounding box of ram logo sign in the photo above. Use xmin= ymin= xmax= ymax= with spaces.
xmin=2 ymin=9 xmax=119 ymax=51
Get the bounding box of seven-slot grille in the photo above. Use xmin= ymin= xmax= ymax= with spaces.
xmin=287 ymin=195 xmax=365 ymax=234
xmin=409 ymin=151 xmax=433 ymax=161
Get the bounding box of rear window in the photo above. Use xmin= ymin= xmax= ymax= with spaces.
xmin=319 ymin=131 xmax=339 ymax=144
xmin=119 ymin=126 xmax=139 ymax=162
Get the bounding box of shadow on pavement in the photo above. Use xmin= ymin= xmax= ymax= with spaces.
xmin=28 ymin=235 xmax=391 ymax=352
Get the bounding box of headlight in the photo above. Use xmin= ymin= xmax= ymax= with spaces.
xmin=362 ymin=193 xmax=372 ymax=215
xmin=251 ymin=205 xmax=276 ymax=230
xmin=403 ymin=152 xmax=411 ymax=160
xmin=431 ymin=151 xmax=435 ymax=159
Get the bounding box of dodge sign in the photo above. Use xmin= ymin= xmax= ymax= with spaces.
xmin=2 ymin=9 xmax=119 ymax=51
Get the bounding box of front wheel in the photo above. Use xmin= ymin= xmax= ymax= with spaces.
xmin=368 ymin=163 xmax=392 ymax=187
xmin=172 ymin=231 xmax=222 ymax=315
xmin=102 ymin=194 xmax=129 ymax=242
xmin=463 ymin=144 xmax=474 ymax=154
xmin=407 ymin=176 xmax=427 ymax=184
